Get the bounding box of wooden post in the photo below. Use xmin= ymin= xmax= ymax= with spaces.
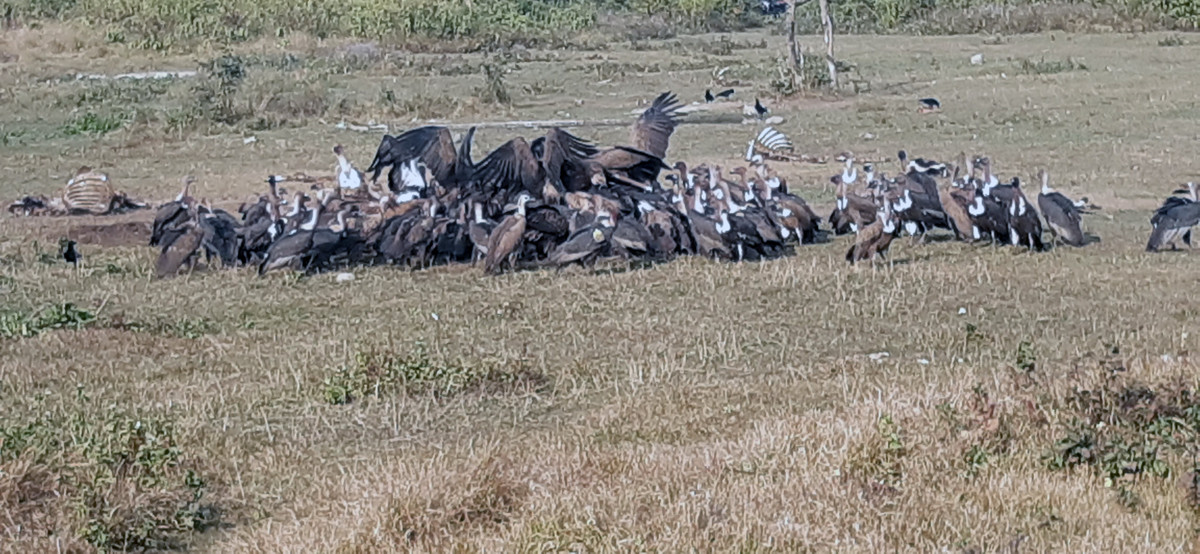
xmin=818 ymin=0 xmax=838 ymax=88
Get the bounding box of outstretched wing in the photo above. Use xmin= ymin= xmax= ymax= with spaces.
xmin=631 ymin=92 xmax=681 ymax=160
xmin=470 ymin=137 xmax=542 ymax=210
xmin=542 ymin=127 xmax=597 ymax=191
xmin=367 ymin=126 xmax=459 ymax=185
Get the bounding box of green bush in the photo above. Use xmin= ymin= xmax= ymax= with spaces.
xmin=1045 ymin=379 xmax=1200 ymax=509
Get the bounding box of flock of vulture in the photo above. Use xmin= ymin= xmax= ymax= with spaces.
xmin=142 ymin=91 xmax=1197 ymax=278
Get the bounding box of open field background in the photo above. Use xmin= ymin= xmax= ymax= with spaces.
xmin=4 ymin=20 xmax=1200 ymax=553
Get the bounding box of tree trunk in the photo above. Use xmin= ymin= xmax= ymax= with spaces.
xmin=785 ymin=1 xmax=799 ymax=73
xmin=818 ymin=0 xmax=837 ymax=88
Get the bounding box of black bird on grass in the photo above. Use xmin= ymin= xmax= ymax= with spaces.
xmin=744 ymin=98 xmax=768 ymax=119
xmin=59 ymin=238 xmax=79 ymax=268
xmin=705 ymin=88 xmax=735 ymax=103
xmin=918 ymin=97 xmax=941 ymax=113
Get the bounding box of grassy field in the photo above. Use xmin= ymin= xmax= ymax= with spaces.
xmin=3 ymin=24 xmax=1200 ymax=552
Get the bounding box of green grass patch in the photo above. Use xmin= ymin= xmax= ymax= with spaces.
xmin=0 ymin=302 xmax=96 ymax=339
xmin=322 ymin=342 xmax=546 ymax=405
xmin=60 ymin=111 xmax=127 ymax=136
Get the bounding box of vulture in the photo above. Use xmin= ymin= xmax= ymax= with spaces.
xmin=374 ymin=199 xmax=437 ymax=266
xmin=548 ymin=213 xmax=616 ymax=269
xmin=847 ymin=201 xmax=899 ymax=264
xmin=939 ymin=161 xmax=976 ymax=241
xmin=1147 ymin=183 xmax=1200 ymax=252
xmin=467 ymin=202 xmax=498 ymax=261
xmin=898 ymin=150 xmax=948 ymax=178
xmin=484 ymin=193 xmax=533 ymax=275
xmin=155 ymin=207 xmax=205 ymax=279
xmin=259 ymin=192 xmax=327 ymax=275
xmin=1006 ymin=179 xmax=1044 ymax=251
xmin=890 ymin=174 xmax=948 ymax=239
xmin=365 ymin=126 xmax=476 ymax=194
xmin=1036 ymin=170 xmax=1086 ymax=248
xmin=585 ymin=91 xmax=681 ymax=190
xmin=307 ymin=208 xmax=367 ymax=271
xmin=151 ymin=176 xmax=195 ymax=247
xmin=830 ymin=174 xmax=876 ymax=235
xmin=197 ymin=200 xmax=241 ymax=267
xmin=471 ymin=128 xmax=596 ymax=210
xmin=334 ymin=145 xmax=364 ymax=190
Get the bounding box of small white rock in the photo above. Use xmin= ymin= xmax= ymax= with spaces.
xmin=970 ymin=53 xmax=984 ymax=65
xmin=868 ymin=352 xmax=891 ymax=363
xmin=335 ymin=272 xmax=355 ymax=283
xmin=918 ymin=359 xmax=931 ymax=365
xmin=958 ymin=307 xmax=967 ymax=315
xmin=243 ymin=136 xmax=257 ymax=144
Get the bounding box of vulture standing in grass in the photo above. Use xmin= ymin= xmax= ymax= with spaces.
xmin=467 ymin=202 xmax=498 ymax=261
xmin=1006 ymin=178 xmax=1044 ymax=251
xmin=847 ymin=201 xmax=898 ymax=264
xmin=484 ymin=193 xmax=533 ymax=275
xmin=151 ymin=176 xmax=195 ymax=247
xmin=1036 ymin=169 xmax=1086 ymax=247
xmin=155 ymin=206 xmax=205 ymax=279
xmin=198 ymin=199 xmax=241 ymax=267
xmin=1147 ymin=183 xmax=1200 ymax=252
xmin=259 ymin=191 xmax=327 ymax=275
xmin=940 ymin=153 xmax=977 ymax=241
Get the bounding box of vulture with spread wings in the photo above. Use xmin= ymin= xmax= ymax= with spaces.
xmin=468 ymin=128 xmax=598 ymax=214
xmin=366 ymin=126 xmax=476 ymax=194
xmin=462 ymin=92 xmax=683 ymax=215
xmin=587 ymin=91 xmax=682 ymax=190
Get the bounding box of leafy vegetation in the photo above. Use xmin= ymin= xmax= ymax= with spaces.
xmin=0 ymin=399 xmax=215 ymax=550
xmin=5 ymin=0 xmax=1197 ymax=52
xmin=1046 ymin=378 xmax=1200 ymax=509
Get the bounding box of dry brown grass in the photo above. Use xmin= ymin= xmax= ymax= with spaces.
xmin=3 ymin=28 xmax=1200 ymax=552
